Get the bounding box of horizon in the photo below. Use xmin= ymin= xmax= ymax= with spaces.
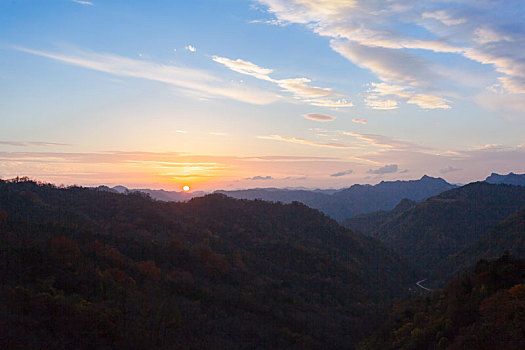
xmin=4 ymin=172 xmax=515 ymax=193
xmin=1 ymin=1 xmax=525 ymax=191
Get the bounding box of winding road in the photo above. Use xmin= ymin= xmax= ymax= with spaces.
xmin=416 ymin=279 xmax=433 ymax=292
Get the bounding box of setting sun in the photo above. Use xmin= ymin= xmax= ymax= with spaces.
xmin=182 ymin=185 xmax=190 ymax=192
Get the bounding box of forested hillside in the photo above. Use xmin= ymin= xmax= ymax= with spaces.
xmin=344 ymin=182 xmax=525 ymax=276
xmin=434 ymin=205 xmax=525 ymax=285
xmin=0 ymin=178 xmax=415 ymax=349
xmin=359 ymin=254 xmax=525 ymax=350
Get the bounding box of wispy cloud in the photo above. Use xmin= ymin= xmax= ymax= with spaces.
xmin=0 ymin=141 xmax=68 ymax=147
xmin=185 ymin=45 xmax=196 ymax=52
xmin=343 ymin=132 xmax=431 ymax=151
xmin=352 ymin=118 xmax=367 ymax=124
xmin=303 ymin=113 xmax=335 ymax=122
xmin=367 ymin=164 xmax=398 ymax=175
xmin=72 ymin=0 xmax=93 ymax=5
xmin=246 ymin=175 xmax=273 ymax=180
xmin=422 ymin=10 xmax=466 ymax=26
xmin=17 ymin=47 xmax=279 ymax=105
xmin=213 ymin=55 xmax=353 ymax=107
xmin=440 ymin=166 xmax=462 ymax=174
xmin=330 ymin=169 xmax=353 ymax=177
xmin=259 ymin=134 xmax=356 ymax=149
xmin=365 ymin=82 xmax=450 ymax=110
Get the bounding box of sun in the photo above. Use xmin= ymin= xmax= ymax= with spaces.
xmin=182 ymin=185 xmax=190 ymax=192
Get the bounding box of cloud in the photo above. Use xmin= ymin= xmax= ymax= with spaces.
xmin=330 ymin=169 xmax=353 ymax=177
xmin=473 ymin=27 xmax=513 ymax=45
xmin=247 ymin=175 xmax=274 ymax=180
xmin=331 ymin=40 xmax=436 ymax=86
xmin=212 ymin=56 xmax=274 ymax=81
xmin=185 ymin=45 xmax=196 ymax=52
xmin=422 ymin=10 xmax=466 ymax=26
xmin=17 ymin=47 xmax=279 ymax=105
xmin=367 ymin=164 xmax=398 ymax=175
xmin=259 ymin=135 xmax=356 ymax=149
xmin=0 ymin=141 xmax=68 ymax=147
xmin=352 ymin=118 xmax=367 ymax=124
xmin=366 ymin=82 xmax=450 ymax=110
xmin=72 ymin=0 xmax=93 ymax=5
xmin=303 ymin=113 xmax=335 ymax=122
xmin=343 ymin=132 xmax=431 ymax=150
xmin=399 ymin=169 xmax=409 ymax=174
xmin=255 ymin=0 xmax=525 ymax=117
xmin=440 ymin=166 xmax=462 ymax=174
xmin=213 ymin=55 xmax=352 ymax=107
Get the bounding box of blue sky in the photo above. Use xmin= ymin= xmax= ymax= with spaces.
xmin=1 ymin=0 xmax=524 ymax=190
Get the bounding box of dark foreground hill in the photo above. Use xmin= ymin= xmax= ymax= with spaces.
xmin=218 ymin=175 xmax=455 ymax=222
xmin=434 ymin=205 xmax=525 ymax=285
xmin=343 ymin=182 xmax=525 ymax=277
xmin=359 ymin=254 xmax=525 ymax=350
xmin=0 ymin=178 xmax=416 ymax=349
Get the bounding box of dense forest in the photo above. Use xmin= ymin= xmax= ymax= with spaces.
xmin=359 ymin=254 xmax=525 ymax=349
xmin=0 ymin=178 xmax=416 ymax=349
xmin=344 ymin=182 xmax=525 ymax=277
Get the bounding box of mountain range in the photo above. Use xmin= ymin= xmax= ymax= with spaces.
xmin=217 ymin=175 xmax=456 ymax=221
xmin=344 ymin=182 xmax=525 ymax=282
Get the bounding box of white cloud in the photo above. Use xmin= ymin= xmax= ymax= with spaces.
xmin=366 ymin=82 xmax=450 ymax=110
xmin=365 ymin=98 xmax=398 ymax=110
xmin=422 ymin=10 xmax=466 ymax=26
xmin=212 ymin=56 xmax=274 ymax=81
xmin=185 ymin=45 xmax=196 ymax=52
xmin=17 ymin=47 xmax=279 ymax=105
xmin=72 ymin=0 xmax=93 ymax=5
xmin=474 ymin=27 xmax=513 ymax=45
xmin=213 ymin=55 xmax=352 ymax=107
xmin=255 ymin=0 xmax=525 ymax=117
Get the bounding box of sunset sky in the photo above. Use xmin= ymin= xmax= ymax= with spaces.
xmin=1 ymin=0 xmax=524 ymax=191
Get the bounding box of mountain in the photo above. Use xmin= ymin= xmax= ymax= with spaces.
xmin=434 ymin=205 xmax=525 ymax=285
xmin=359 ymin=254 xmax=525 ymax=350
xmin=343 ymin=198 xmax=417 ymax=234
xmin=97 ymin=184 xmax=207 ymax=201
xmin=0 ymin=178 xmax=416 ymax=349
xmin=485 ymin=172 xmax=525 ymax=186
xmin=348 ymin=182 xmax=525 ymax=277
xmin=218 ymin=175 xmax=456 ymax=222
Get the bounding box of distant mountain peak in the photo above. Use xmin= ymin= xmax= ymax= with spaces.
xmin=485 ymin=172 xmax=525 ymax=186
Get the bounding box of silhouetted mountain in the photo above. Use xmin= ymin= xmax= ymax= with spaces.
xmin=351 ymin=182 xmax=525 ymax=276
xmin=359 ymin=254 xmax=525 ymax=350
xmin=434 ymin=205 xmax=525 ymax=285
xmin=97 ymin=184 xmax=206 ymax=201
xmin=0 ymin=178 xmax=416 ymax=349
xmin=485 ymin=172 xmax=525 ymax=186
xmin=218 ymin=175 xmax=456 ymax=221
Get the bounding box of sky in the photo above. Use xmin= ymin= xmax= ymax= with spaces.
xmin=1 ymin=0 xmax=524 ymax=191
